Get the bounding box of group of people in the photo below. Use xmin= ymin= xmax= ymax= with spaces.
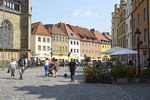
xmin=9 ymin=55 xmax=26 ymax=80
xmin=8 ymin=56 xmax=78 ymax=82
xmin=43 ymin=58 xmax=77 ymax=82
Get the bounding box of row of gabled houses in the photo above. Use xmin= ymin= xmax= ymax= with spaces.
xmin=31 ymin=22 xmax=111 ymax=62
xmin=111 ymin=0 xmax=150 ymax=65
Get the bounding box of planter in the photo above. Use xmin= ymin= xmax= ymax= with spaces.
xmin=116 ymin=78 xmax=128 ymax=84
xmin=86 ymin=78 xmax=112 ymax=84
xmin=142 ymin=79 xmax=150 ymax=84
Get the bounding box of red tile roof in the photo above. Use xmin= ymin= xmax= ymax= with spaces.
xmin=55 ymin=22 xmax=80 ymax=40
xmin=102 ymin=32 xmax=111 ymax=40
xmin=31 ymin=22 xmax=50 ymax=36
xmin=66 ymin=24 xmax=98 ymax=42
xmin=44 ymin=24 xmax=66 ymax=36
xmin=92 ymin=31 xmax=108 ymax=43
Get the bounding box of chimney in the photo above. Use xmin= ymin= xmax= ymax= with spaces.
xmin=90 ymin=29 xmax=95 ymax=32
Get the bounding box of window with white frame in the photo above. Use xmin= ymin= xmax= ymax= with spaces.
xmin=77 ymin=49 xmax=79 ymax=53
xmin=74 ymin=41 xmax=76 ymax=45
xmin=98 ymin=51 xmax=100 ymax=55
xmin=47 ymin=46 xmax=50 ymax=51
xmin=89 ymin=43 xmax=91 ymax=47
xmin=60 ymin=47 xmax=61 ymax=52
xmin=60 ymin=36 xmax=61 ymax=41
xmin=89 ymin=50 xmax=91 ymax=54
xmin=95 ymin=44 xmax=97 ymax=48
xmin=53 ymin=46 xmax=55 ymax=51
xmin=71 ymin=41 xmax=72 ymax=44
xmin=82 ymin=43 xmax=84 ymax=46
xmin=92 ymin=44 xmax=94 ymax=47
xmin=63 ymin=47 xmax=65 ymax=52
xmin=77 ymin=41 xmax=79 ymax=45
xmin=86 ymin=43 xmax=87 ymax=47
xmin=92 ymin=50 xmax=94 ymax=54
xmin=43 ymin=46 xmax=46 ymax=51
xmin=86 ymin=50 xmax=88 ymax=54
xmin=57 ymin=36 xmax=59 ymax=41
xmin=71 ymin=49 xmax=73 ymax=53
xmin=82 ymin=50 xmax=84 ymax=54
xmin=63 ymin=37 xmax=64 ymax=42
xmin=38 ymin=37 xmax=41 ymax=42
xmin=95 ymin=51 xmax=97 ymax=55
xmin=53 ymin=36 xmax=55 ymax=41
xmin=143 ymin=7 xmax=147 ymax=22
xmin=57 ymin=46 xmax=58 ymax=52
xmin=74 ymin=49 xmax=76 ymax=53
xmin=47 ymin=38 xmax=50 ymax=42
xmin=38 ymin=45 xmax=41 ymax=51
xmin=43 ymin=38 xmax=46 ymax=42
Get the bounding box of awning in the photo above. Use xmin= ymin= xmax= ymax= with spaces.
xmin=70 ymin=56 xmax=79 ymax=59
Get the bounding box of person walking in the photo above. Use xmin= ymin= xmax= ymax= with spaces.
xmin=54 ymin=59 xmax=59 ymax=78
xmin=68 ymin=59 xmax=77 ymax=82
xmin=18 ymin=55 xmax=26 ymax=80
xmin=9 ymin=58 xmax=17 ymax=79
xmin=44 ymin=58 xmax=49 ymax=77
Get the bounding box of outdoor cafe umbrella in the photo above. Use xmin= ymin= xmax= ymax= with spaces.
xmin=101 ymin=46 xmax=125 ymax=54
xmin=110 ymin=49 xmax=138 ymax=56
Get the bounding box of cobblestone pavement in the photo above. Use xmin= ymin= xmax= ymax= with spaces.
xmin=0 ymin=67 xmax=150 ymax=100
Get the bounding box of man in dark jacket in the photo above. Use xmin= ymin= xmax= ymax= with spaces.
xmin=18 ymin=55 xmax=26 ymax=80
xmin=68 ymin=59 xmax=76 ymax=82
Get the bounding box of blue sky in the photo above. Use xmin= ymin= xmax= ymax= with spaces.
xmin=31 ymin=0 xmax=120 ymax=34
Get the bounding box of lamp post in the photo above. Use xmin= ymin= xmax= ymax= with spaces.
xmin=50 ymin=33 xmax=53 ymax=61
xmin=135 ymin=28 xmax=142 ymax=82
xmin=2 ymin=0 xmax=5 ymax=71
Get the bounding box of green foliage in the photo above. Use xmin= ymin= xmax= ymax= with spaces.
xmin=52 ymin=58 xmax=56 ymax=62
xmin=111 ymin=63 xmax=131 ymax=78
xmin=142 ymin=69 xmax=150 ymax=79
xmin=84 ymin=64 xmax=111 ymax=81
xmin=84 ymin=56 xmax=91 ymax=62
xmin=129 ymin=67 xmax=136 ymax=77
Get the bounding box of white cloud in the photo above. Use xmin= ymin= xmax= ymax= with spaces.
xmin=73 ymin=9 xmax=80 ymax=16
xmin=85 ymin=10 xmax=98 ymax=17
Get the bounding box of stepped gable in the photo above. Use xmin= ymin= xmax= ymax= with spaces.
xmin=67 ymin=24 xmax=97 ymax=42
xmin=44 ymin=24 xmax=66 ymax=36
xmin=55 ymin=22 xmax=80 ymax=40
xmin=31 ymin=22 xmax=50 ymax=36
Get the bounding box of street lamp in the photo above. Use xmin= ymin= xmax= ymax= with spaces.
xmin=2 ymin=0 xmax=5 ymax=71
xmin=50 ymin=33 xmax=53 ymax=61
xmin=135 ymin=28 xmax=142 ymax=82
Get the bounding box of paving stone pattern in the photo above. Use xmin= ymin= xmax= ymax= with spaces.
xmin=0 ymin=67 xmax=150 ymax=100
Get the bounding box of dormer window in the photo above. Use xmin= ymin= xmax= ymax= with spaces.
xmin=82 ymin=36 xmax=86 ymax=39
xmin=71 ymin=32 xmax=75 ymax=37
xmin=89 ymin=38 xmax=92 ymax=40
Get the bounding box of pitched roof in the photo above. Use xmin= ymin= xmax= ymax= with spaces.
xmin=31 ymin=22 xmax=50 ymax=36
xmin=66 ymin=24 xmax=98 ymax=42
xmin=102 ymin=32 xmax=111 ymax=40
xmin=55 ymin=22 xmax=80 ymax=40
xmin=92 ymin=31 xmax=107 ymax=43
xmin=44 ymin=24 xmax=66 ymax=36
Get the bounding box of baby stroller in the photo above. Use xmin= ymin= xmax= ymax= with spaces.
xmin=48 ymin=63 xmax=54 ymax=77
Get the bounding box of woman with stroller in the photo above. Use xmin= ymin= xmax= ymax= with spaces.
xmin=53 ymin=59 xmax=59 ymax=78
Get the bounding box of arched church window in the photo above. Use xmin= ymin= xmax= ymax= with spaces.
xmin=0 ymin=20 xmax=13 ymax=48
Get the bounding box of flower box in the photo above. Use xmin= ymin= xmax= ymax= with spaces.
xmin=86 ymin=78 xmax=112 ymax=84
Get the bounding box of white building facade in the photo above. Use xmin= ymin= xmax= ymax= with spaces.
xmin=69 ymin=39 xmax=80 ymax=61
xmin=125 ymin=0 xmax=133 ymax=49
xmin=31 ymin=34 xmax=52 ymax=58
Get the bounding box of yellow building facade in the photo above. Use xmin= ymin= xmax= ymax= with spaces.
xmin=101 ymin=44 xmax=111 ymax=62
xmin=117 ymin=0 xmax=126 ymax=48
xmin=52 ymin=34 xmax=68 ymax=62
